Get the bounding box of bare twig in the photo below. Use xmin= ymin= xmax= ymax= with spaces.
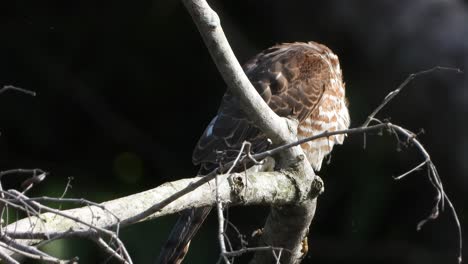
xmin=1 ymin=189 xmax=131 ymax=263
xmin=360 ymin=67 xmax=463 ymax=262
xmin=389 ymin=124 xmax=462 ymax=263
xmin=0 ymin=169 xmax=46 ymax=179
xmin=7 ymin=190 xmax=115 ymax=238
xmin=393 ymin=160 xmax=428 ymax=180
xmin=216 ymin=142 xmax=250 ymax=263
xmin=362 ymin=66 xmax=462 ymax=128
xmin=0 ymin=85 xmax=36 ymax=96
xmin=92 ymin=236 xmax=129 ymax=264
xmin=0 ymin=249 xmax=20 ymax=264
xmin=0 ymin=240 xmax=74 ymax=264
xmin=253 ymin=123 xmax=389 ymax=161
xmin=223 ymin=246 xmax=291 ymax=258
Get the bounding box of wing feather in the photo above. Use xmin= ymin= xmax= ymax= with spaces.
xmin=192 ymin=42 xmax=333 ymax=172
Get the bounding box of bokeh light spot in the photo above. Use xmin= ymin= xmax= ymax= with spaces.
xmin=113 ymin=152 xmax=143 ymax=184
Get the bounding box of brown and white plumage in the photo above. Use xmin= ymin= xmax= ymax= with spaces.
xmin=157 ymin=41 xmax=350 ymax=263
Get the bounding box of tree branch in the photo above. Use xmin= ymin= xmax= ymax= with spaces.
xmin=2 ymin=1 xmax=461 ymax=262
xmin=180 ymin=0 xmax=293 ymax=146
xmin=181 ymin=1 xmax=319 ymax=262
xmin=1 ymin=171 xmax=323 ymax=257
xmin=0 ymin=85 xmax=36 ymax=97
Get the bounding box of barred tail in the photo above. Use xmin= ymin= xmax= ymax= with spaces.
xmin=156 ymin=206 xmax=212 ymax=264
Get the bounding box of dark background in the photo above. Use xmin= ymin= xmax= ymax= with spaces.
xmin=1 ymin=0 xmax=467 ymax=263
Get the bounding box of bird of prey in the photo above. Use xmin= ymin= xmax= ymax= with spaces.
xmin=157 ymin=41 xmax=350 ymax=263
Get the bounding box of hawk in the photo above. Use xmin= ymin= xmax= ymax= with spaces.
xmin=157 ymin=41 xmax=350 ymax=263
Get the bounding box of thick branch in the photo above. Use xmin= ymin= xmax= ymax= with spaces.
xmin=1 ymin=171 xmax=321 ymax=256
